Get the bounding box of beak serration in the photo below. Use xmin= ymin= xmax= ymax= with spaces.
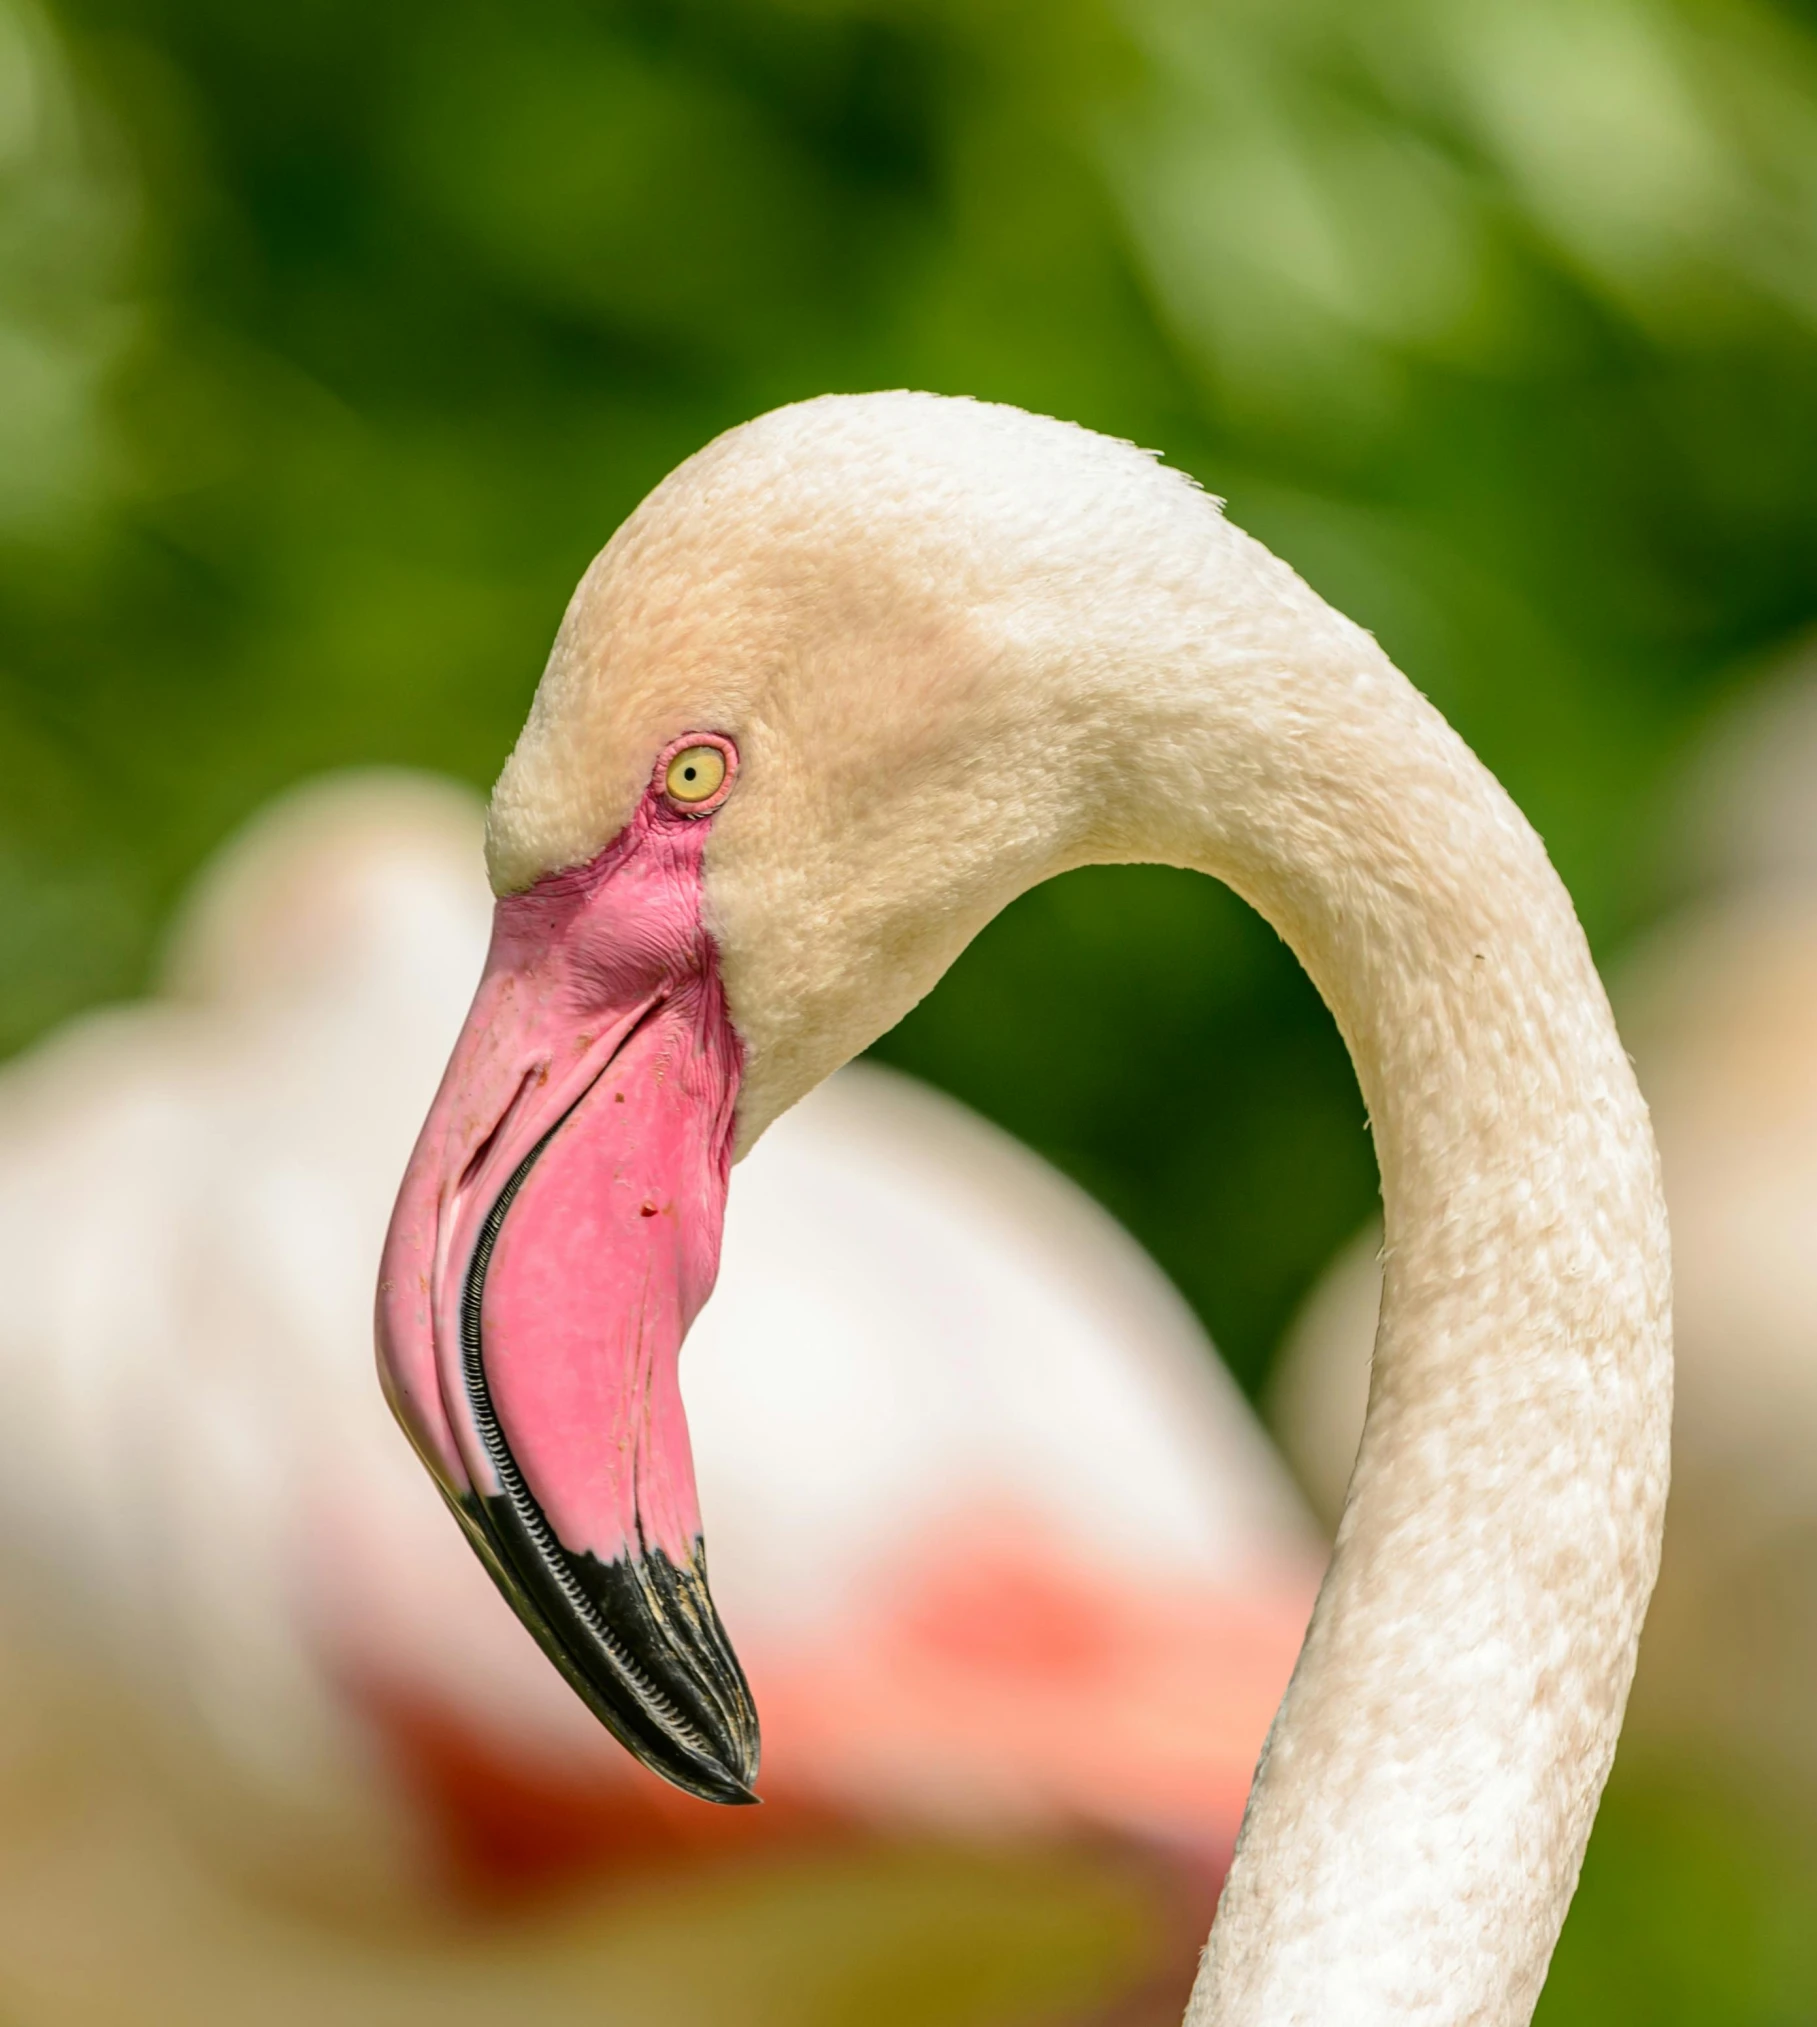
xmin=455 ymin=1127 xmax=760 ymax=1806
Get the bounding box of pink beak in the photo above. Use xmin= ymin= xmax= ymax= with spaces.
xmin=376 ymin=771 xmax=759 ymax=1804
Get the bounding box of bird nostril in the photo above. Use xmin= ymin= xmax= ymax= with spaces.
xmin=457 ymin=1066 xmax=540 ymax=1197
xmin=640 ymin=1202 xmax=658 ymax=1218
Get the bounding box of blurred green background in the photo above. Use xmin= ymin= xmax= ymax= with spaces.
xmin=5 ymin=0 xmax=1817 ymax=2015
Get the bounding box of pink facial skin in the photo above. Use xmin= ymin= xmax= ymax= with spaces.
xmin=376 ymin=738 xmax=741 ymax=1576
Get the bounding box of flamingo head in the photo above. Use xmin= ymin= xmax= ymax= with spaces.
xmin=376 ymin=393 xmax=1246 ymax=1805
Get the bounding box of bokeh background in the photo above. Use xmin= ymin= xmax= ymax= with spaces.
xmin=5 ymin=0 xmax=1817 ymax=2016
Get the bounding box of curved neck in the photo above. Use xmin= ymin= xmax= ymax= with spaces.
xmin=1123 ymin=531 xmax=1673 ymax=2022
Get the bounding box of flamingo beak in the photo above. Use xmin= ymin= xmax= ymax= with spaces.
xmin=375 ymin=791 xmax=759 ymax=1805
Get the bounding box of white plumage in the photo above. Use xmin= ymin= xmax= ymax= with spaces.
xmin=1272 ymin=647 xmax=1817 ymax=1798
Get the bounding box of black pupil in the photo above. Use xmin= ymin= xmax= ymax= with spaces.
xmin=683 ymin=766 xmax=697 ymax=781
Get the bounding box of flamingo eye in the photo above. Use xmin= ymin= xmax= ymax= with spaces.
xmin=664 ymin=743 xmax=729 ymax=805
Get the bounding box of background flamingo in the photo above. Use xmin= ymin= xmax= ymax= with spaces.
xmin=0 ymin=768 xmax=1320 ymax=2024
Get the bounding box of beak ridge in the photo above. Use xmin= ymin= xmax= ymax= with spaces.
xmin=455 ymin=1067 xmax=758 ymax=1807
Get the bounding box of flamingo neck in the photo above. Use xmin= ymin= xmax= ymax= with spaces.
xmin=1145 ymin=534 xmax=1672 ymax=2023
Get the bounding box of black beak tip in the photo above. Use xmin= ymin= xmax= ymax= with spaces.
xmin=671 ymin=1754 xmax=763 ymax=1808
xmin=632 ymin=1657 xmax=762 ymax=1808
xmin=458 ymin=1489 xmax=764 ymax=1809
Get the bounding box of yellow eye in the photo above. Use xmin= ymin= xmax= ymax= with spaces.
xmin=665 ymin=744 xmax=727 ymax=804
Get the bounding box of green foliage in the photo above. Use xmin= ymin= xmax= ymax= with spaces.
xmin=1539 ymin=1757 xmax=1817 ymax=2025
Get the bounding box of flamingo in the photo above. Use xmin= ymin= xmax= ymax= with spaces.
xmin=1271 ymin=650 xmax=1817 ymax=1803
xmin=0 ymin=769 xmax=1321 ymax=2023
xmin=377 ymin=392 xmax=1672 ymax=2023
